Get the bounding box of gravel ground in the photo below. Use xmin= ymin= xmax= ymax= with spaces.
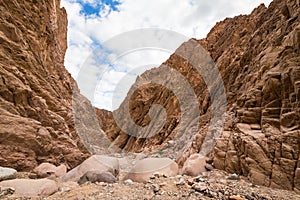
xmin=2 ymin=170 xmax=299 ymax=200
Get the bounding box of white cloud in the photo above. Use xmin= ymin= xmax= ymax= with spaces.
xmin=61 ymin=0 xmax=273 ymax=110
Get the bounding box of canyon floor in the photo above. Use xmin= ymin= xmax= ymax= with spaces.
xmin=1 ymin=170 xmax=299 ymax=200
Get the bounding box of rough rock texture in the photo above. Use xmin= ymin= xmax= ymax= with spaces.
xmin=78 ymin=171 xmax=117 ymax=185
xmin=0 ymin=0 xmax=90 ymax=171
xmin=0 ymin=178 xmax=58 ymax=196
xmin=0 ymin=167 xmax=17 ymax=181
xmin=123 ymin=158 xmax=178 ymax=183
xmin=96 ymin=0 xmax=300 ymax=190
xmin=33 ymin=163 xmax=67 ymax=179
xmin=60 ymin=155 xmax=119 ymax=182
xmin=181 ymin=155 xmax=208 ymax=176
xmin=206 ymin=0 xmax=300 ymax=191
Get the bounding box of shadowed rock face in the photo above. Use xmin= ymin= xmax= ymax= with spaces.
xmin=0 ymin=0 xmax=90 ymax=170
xmin=96 ymin=0 xmax=300 ymax=190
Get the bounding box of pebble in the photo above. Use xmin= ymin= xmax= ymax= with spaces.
xmin=195 ymin=176 xmax=205 ymax=182
xmin=228 ymin=173 xmax=240 ymax=180
xmin=124 ymin=179 xmax=133 ymax=185
xmin=175 ymin=178 xmax=185 ymax=186
xmin=159 ymin=182 xmax=167 ymax=187
xmin=187 ymin=178 xmax=194 ymax=186
xmin=152 ymin=184 xmax=160 ymax=193
xmin=192 ymin=183 xmax=207 ymax=192
xmin=167 ymin=140 xmax=175 ymax=146
xmin=153 ymin=172 xmax=160 ymax=178
xmin=205 ymin=164 xmax=214 ymax=171
xmin=0 ymin=187 xmax=15 ymax=197
xmin=175 ymin=175 xmax=182 ymax=179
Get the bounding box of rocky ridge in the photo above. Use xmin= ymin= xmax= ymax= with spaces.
xmin=96 ymin=0 xmax=300 ymax=191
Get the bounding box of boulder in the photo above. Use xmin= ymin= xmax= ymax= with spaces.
xmin=0 ymin=167 xmax=17 ymax=181
xmin=123 ymin=158 xmax=178 ymax=183
xmin=78 ymin=171 xmax=117 ymax=184
xmin=33 ymin=163 xmax=67 ymax=179
xmin=60 ymin=155 xmax=119 ymax=182
xmin=182 ymin=154 xmax=208 ymax=176
xmin=0 ymin=179 xmax=58 ymax=196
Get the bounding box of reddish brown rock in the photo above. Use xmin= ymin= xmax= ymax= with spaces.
xmin=96 ymin=0 xmax=300 ymax=191
xmin=123 ymin=158 xmax=178 ymax=183
xmin=0 ymin=179 xmax=58 ymax=197
xmin=181 ymin=154 xmax=208 ymax=176
xmin=61 ymin=155 xmax=119 ymax=183
xmin=33 ymin=163 xmax=67 ymax=179
xmin=0 ymin=0 xmax=90 ymax=170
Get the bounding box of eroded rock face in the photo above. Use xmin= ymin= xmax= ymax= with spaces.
xmin=0 ymin=0 xmax=90 ymax=170
xmin=207 ymin=0 xmax=300 ymax=191
xmin=96 ymin=0 xmax=300 ymax=190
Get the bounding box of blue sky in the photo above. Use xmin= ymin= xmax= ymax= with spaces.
xmin=79 ymin=0 xmax=120 ymax=17
xmin=61 ymin=0 xmax=273 ymax=110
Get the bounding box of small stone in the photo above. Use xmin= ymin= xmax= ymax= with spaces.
xmin=175 ymin=178 xmax=185 ymax=186
xmin=152 ymin=184 xmax=160 ymax=193
xmin=245 ymin=194 xmax=255 ymax=200
xmin=229 ymin=195 xmax=244 ymax=200
xmin=159 ymin=182 xmax=167 ymax=187
xmin=187 ymin=178 xmax=194 ymax=186
xmin=205 ymin=164 xmax=214 ymax=171
xmin=176 ymin=175 xmax=182 ymax=179
xmin=192 ymin=183 xmax=207 ymax=192
xmin=162 ymin=174 xmax=168 ymax=178
xmin=153 ymin=172 xmax=160 ymax=178
xmin=228 ymin=173 xmax=239 ymax=180
xmin=195 ymin=176 xmax=205 ymax=182
xmin=97 ymin=182 xmax=107 ymax=186
xmin=167 ymin=140 xmax=175 ymax=146
xmin=124 ymin=179 xmax=133 ymax=184
xmin=0 ymin=187 xmax=15 ymax=197
xmin=209 ymin=191 xmax=218 ymax=198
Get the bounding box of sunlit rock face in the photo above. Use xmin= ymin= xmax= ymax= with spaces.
xmin=96 ymin=0 xmax=300 ymax=190
xmin=0 ymin=0 xmax=90 ymax=171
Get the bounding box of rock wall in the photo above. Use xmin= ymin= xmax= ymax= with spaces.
xmin=208 ymin=0 xmax=300 ymax=191
xmin=96 ymin=0 xmax=300 ymax=190
xmin=0 ymin=0 xmax=90 ymax=171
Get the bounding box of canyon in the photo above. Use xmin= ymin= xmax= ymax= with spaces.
xmin=0 ymin=0 xmax=299 ymax=198
xmin=96 ymin=0 xmax=300 ymax=191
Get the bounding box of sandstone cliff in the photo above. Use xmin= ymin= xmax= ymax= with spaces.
xmin=0 ymin=0 xmax=90 ymax=170
xmin=96 ymin=0 xmax=300 ymax=191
